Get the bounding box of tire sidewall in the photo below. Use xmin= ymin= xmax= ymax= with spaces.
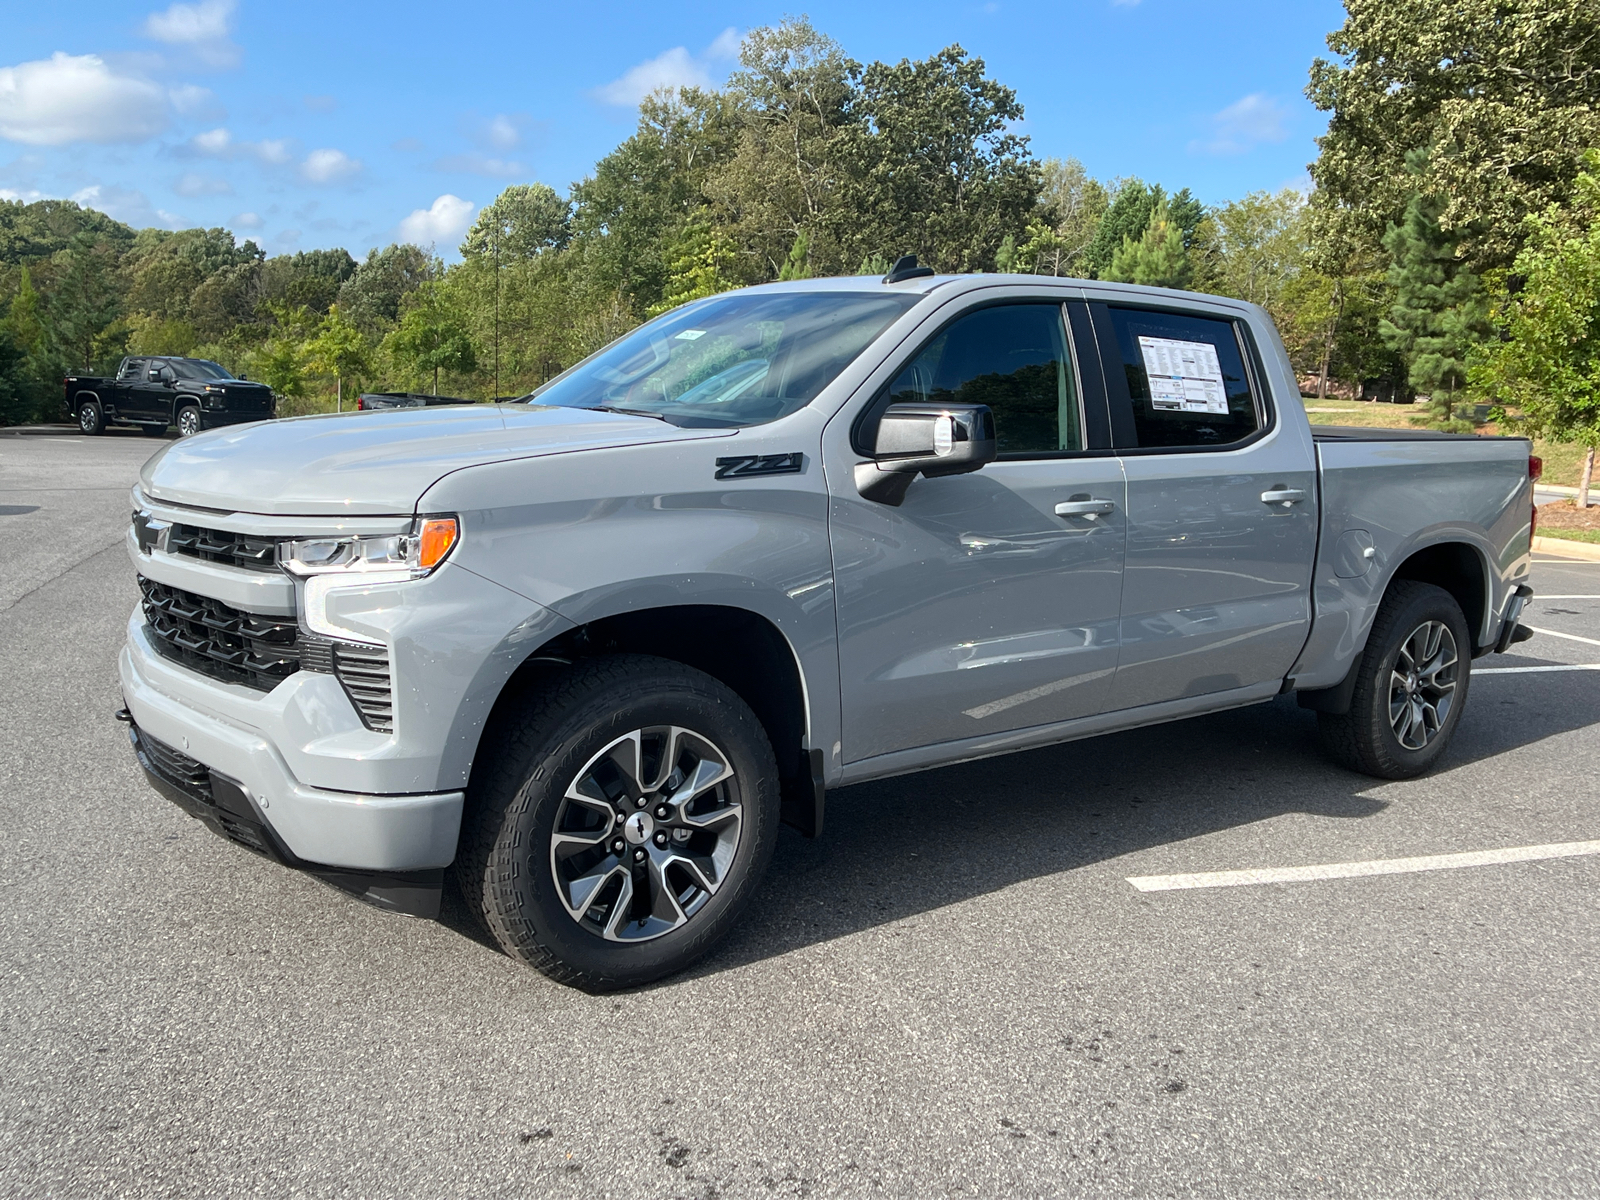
xmin=483 ymin=667 xmax=779 ymax=988
xmin=1360 ymin=585 xmax=1472 ymax=777
xmin=78 ymin=401 xmax=103 ymax=434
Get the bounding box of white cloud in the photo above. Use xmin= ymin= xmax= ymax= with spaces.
xmin=300 ymin=147 xmax=360 ymax=183
xmin=233 ymin=210 xmax=262 ymax=229
xmin=168 ymin=82 xmax=219 ymax=116
xmin=70 ymin=184 xmax=181 ymax=228
xmin=143 ymin=0 xmax=240 ymax=68
xmin=0 ymin=187 xmax=45 ymax=202
xmin=594 ymin=28 xmax=740 ymax=107
xmin=185 ymin=126 xmax=292 ymax=164
xmin=175 ymin=172 xmax=231 ymax=196
xmin=0 ymin=53 xmax=169 ymax=145
xmin=1190 ymin=93 xmax=1290 ymax=156
xmin=484 ymin=113 xmax=522 ymax=151
xmin=433 ymin=152 xmax=526 ymax=178
xmin=398 ymin=194 xmax=475 ymax=245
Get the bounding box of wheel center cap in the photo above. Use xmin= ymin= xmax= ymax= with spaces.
xmin=623 ymin=811 xmax=655 ymax=846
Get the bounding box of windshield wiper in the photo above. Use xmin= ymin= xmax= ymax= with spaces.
xmin=592 ymin=404 xmax=672 ymax=422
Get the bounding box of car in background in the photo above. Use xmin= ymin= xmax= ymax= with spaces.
xmin=355 ymin=393 xmax=478 ymax=411
xmin=64 ymin=357 xmax=275 ymax=437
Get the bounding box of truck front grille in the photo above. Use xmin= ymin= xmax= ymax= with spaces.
xmin=166 ymin=523 xmax=280 ymax=572
xmin=139 ymin=575 xmax=299 ymax=691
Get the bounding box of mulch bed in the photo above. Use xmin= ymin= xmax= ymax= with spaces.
xmin=1537 ymin=499 xmax=1600 ymax=530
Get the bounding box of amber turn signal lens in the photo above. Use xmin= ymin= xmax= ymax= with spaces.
xmin=416 ymin=517 xmax=458 ymax=569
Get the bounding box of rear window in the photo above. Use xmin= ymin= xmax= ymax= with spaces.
xmin=1103 ymin=307 xmax=1262 ymax=449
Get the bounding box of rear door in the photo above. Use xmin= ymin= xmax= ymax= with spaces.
xmin=1087 ymin=300 xmax=1316 ymax=711
xmin=828 ymin=298 xmax=1128 ymax=764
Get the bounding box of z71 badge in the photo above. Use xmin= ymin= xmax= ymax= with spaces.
xmin=714 ymin=453 xmax=804 ymax=480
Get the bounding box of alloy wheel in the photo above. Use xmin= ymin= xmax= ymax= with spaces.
xmin=178 ymin=408 xmax=201 ymax=436
xmin=549 ymin=726 xmax=742 ymax=943
xmin=1388 ymin=619 xmax=1458 ymax=751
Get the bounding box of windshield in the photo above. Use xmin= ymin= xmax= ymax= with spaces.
xmin=526 ymin=290 xmax=920 ymax=427
xmin=171 ymin=359 xmax=235 ymax=381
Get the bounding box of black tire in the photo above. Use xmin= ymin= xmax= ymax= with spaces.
xmin=176 ymin=405 xmax=202 ymax=437
xmin=1318 ymin=581 xmax=1472 ymax=779
xmin=456 ymin=654 xmax=780 ymax=991
xmin=141 ymin=422 xmax=168 ymax=437
xmin=77 ymin=399 xmax=105 ymax=435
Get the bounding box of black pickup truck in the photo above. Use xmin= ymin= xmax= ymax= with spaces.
xmin=64 ymin=357 xmax=275 ymax=437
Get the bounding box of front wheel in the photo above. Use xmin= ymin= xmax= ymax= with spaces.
xmin=1318 ymin=581 xmax=1472 ymax=779
xmin=456 ymin=655 xmax=780 ymax=991
xmin=176 ymin=405 xmax=202 ymax=437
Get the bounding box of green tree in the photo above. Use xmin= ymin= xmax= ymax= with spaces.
xmin=1380 ymin=160 xmax=1491 ymax=431
xmin=47 ymin=237 xmax=123 ymax=372
xmin=385 ymin=282 xmax=477 ymax=394
xmin=305 ymin=303 xmax=371 ymax=410
xmin=776 ymin=231 xmax=812 ymax=280
xmin=245 ymin=302 xmax=316 ymax=405
xmin=1104 ymin=196 xmax=1192 ymax=289
xmin=1474 ymin=151 xmax=1600 ymax=506
xmin=647 ymin=224 xmax=738 ymax=317
xmin=337 ymin=243 xmax=434 ymax=337
xmin=1194 ymin=189 xmax=1311 ymax=324
xmin=1016 ymin=158 xmax=1109 ymax=276
xmin=1308 ymin=0 xmax=1600 ymax=272
xmin=836 ymin=45 xmax=1039 ymax=273
xmin=461 ymin=184 xmax=572 ymax=261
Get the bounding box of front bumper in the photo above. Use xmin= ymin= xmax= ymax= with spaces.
xmin=119 ymin=628 xmax=464 ymax=874
xmin=126 ymin=719 xmax=446 ymax=916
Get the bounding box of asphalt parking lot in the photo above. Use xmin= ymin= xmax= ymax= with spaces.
xmin=2 ymin=429 xmax=1598 ymax=1199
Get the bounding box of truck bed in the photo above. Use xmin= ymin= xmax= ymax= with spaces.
xmin=1311 ymin=425 xmax=1484 ymax=442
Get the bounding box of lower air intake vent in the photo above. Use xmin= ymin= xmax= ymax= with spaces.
xmin=299 ymin=634 xmax=394 ymax=734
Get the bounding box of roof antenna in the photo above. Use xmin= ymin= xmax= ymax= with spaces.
xmin=883 ymin=254 xmax=935 ymax=284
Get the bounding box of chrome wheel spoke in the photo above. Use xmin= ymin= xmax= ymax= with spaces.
xmin=550 ymin=723 xmax=743 ymax=945
xmin=1387 ymin=619 xmax=1460 ymax=752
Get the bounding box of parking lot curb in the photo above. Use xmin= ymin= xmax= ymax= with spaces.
xmin=1533 ymin=535 xmax=1600 ymax=561
xmin=0 ymin=424 xmax=83 ymax=436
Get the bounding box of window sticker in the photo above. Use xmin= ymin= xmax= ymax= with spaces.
xmin=674 ymin=329 xmax=707 ymax=341
xmin=1136 ymin=335 xmax=1228 ymax=415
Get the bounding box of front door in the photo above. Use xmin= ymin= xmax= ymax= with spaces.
xmin=1087 ymin=301 xmax=1317 ymax=711
xmin=829 ymin=300 xmax=1127 ymax=765
xmin=128 ymin=361 xmax=175 ymax=423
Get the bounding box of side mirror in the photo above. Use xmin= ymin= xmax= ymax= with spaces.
xmin=854 ymin=402 xmax=996 ymax=505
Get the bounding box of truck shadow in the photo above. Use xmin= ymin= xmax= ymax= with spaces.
xmin=695 ymin=671 xmax=1600 ymax=979
xmin=433 ymin=664 xmax=1600 ymax=974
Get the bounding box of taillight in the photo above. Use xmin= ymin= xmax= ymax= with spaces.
xmin=1529 ymin=455 xmax=1543 ymax=484
xmin=356 ymin=397 xmax=364 ymax=410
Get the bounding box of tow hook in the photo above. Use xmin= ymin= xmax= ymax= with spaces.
xmin=113 ymin=707 xmax=133 ymax=723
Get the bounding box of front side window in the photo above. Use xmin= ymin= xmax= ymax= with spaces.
xmin=1104 ymin=306 xmax=1262 ymax=449
xmin=119 ymin=359 xmax=145 ymax=382
xmin=528 ymin=291 xmax=920 ymax=428
xmin=876 ymin=303 xmax=1081 ymax=456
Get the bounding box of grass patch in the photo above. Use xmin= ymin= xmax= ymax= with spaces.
xmin=1538 ymin=527 xmax=1600 ymax=544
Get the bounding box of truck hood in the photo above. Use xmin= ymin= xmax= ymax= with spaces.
xmin=139 ymin=403 xmax=735 ymax=516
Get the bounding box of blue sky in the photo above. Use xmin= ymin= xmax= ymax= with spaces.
xmin=1 ymin=0 xmax=1347 ymax=259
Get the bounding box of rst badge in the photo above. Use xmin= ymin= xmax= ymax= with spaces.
xmin=714 ymin=453 xmax=804 ymax=480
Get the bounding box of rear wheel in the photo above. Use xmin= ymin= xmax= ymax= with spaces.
xmin=176 ymin=405 xmax=201 ymax=437
xmin=456 ymin=655 xmax=780 ymax=991
xmin=1318 ymin=581 xmax=1471 ymax=779
xmin=77 ymin=399 xmax=105 ymax=435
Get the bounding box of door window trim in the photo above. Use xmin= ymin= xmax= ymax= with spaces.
xmin=849 ymin=298 xmax=1114 ymax=460
xmin=1091 ymin=300 xmax=1279 ymax=457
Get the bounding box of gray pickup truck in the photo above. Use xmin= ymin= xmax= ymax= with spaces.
xmin=119 ymin=271 xmax=1537 ymax=989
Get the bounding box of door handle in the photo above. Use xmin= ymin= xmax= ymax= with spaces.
xmin=1054 ymin=498 xmax=1116 ymax=518
xmin=1260 ymin=487 xmax=1307 ymax=507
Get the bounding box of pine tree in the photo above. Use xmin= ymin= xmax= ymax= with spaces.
xmin=1104 ymin=197 xmax=1192 ymax=289
xmin=1379 ymin=156 xmax=1490 ymax=431
xmin=777 ymin=231 xmax=812 ymax=281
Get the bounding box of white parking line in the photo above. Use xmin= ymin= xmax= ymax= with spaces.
xmin=1127 ymin=841 xmax=1600 ymax=892
xmin=1525 ymin=625 xmax=1600 ymax=648
xmin=1477 ymin=664 xmax=1600 ymax=675
xmin=1532 ymin=595 xmax=1600 ymax=600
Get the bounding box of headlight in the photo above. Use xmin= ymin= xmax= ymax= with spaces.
xmin=279 ymin=516 xmax=458 ymax=641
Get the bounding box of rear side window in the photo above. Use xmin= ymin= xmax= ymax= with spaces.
xmin=875 ymin=303 xmax=1082 ymax=456
xmin=119 ymin=359 xmax=144 ymax=382
xmin=1103 ymin=306 xmax=1261 ymax=449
